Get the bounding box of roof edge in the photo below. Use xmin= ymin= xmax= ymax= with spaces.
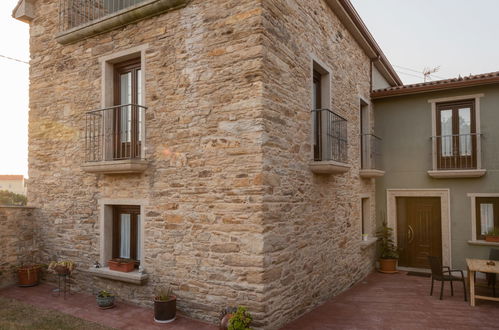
xmin=371 ymin=71 xmax=499 ymax=99
xmin=326 ymin=0 xmax=403 ymax=87
xmin=12 ymin=0 xmax=35 ymax=23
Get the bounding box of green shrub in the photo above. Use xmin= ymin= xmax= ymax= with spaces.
xmin=228 ymin=306 xmax=252 ymax=330
xmin=0 ymin=190 xmax=27 ymax=206
xmin=376 ymin=221 xmax=399 ymax=259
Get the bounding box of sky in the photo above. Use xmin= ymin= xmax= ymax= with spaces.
xmin=0 ymin=1 xmax=29 ymax=176
xmin=0 ymin=1 xmax=498 ymax=177
xmin=351 ymin=0 xmax=499 ymax=84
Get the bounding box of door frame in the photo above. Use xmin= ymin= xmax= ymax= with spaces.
xmin=387 ymin=189 xmax=452 ymax=268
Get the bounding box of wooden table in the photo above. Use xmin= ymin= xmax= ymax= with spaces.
xmin=466 ymin=258 xmax=499 ymax=306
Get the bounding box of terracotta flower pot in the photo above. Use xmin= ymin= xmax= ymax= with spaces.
xmin=154 ymin=296 xmax=176 ymax=323
xmin=108 ymin=260 xmax=135 ymax=272
xmin=485 ymin=235 xmax=499 ymax=243
xmin=220 ymin=313 xmax=234 ymax=330
xmin=379 ymin=258 xmax=398 ymax=273
xmin=17 ymin=266 xmax=40 ymax=287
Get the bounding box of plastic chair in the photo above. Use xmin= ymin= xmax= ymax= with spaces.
xmin=428 ymin=256 xmax=467 ymax=301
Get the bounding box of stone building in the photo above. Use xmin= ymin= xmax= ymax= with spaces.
xmin=12 ymin=0 xmax=401 ymax=328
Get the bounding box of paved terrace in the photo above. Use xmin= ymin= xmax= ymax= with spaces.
xmin=0 ymin=271 xmax=498 ymax=329
xmin=284 ymin=271 xmax=498 ymax=330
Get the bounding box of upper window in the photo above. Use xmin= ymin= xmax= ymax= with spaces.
xmin=475 ymin=197 xmax=499 ymax=240
xmin=436 ymin=99 xmax=476 ymax=170
xmin=113 ymin=59 xmax=143 ymax=160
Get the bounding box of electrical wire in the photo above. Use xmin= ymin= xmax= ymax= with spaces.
xmin=0 ymin=54 xmax=28 ymax=64
xmin=394 ymin=64 xmax=447 ymax=80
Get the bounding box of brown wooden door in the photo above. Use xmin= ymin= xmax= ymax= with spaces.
xmin=397 ymin=197 xmax=442 ymax=268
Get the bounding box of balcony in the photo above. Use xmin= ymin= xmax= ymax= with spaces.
xmin=309 ymin=109 xmax=350 ymax=174
xmin=428 ymin=133 xmax=486 ymax=178
xmin=56 ymin=0 xmax=189 ymax=44
xmin=81 ymin=104 xmax=148 ymax=174
xmin=359 ymin=134 xmax=385 ymax=178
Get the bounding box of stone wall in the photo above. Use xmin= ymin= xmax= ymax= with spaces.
xmin=28 ymin=0 xmax=267 ymax=326
xmin=259 ymin=1 xmax=377 ymax=328
xmin=0 ymin=206 xmax=38 ymax=288
xmin=26 ymin=0 xmax=378 ymax=328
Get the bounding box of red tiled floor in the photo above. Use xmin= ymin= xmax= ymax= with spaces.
xmin=0 ymin=283 xmax=216 ymax=330
xmin=283 ymin=272 xmax=499 ymax=330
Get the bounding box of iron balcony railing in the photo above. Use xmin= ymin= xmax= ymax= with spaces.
xmin=312 ymin=109 xmax=348 ymax=163
xmin=361 ymin=134 xmax=382 ymax=170
xmin=432 ymin=133 xmax=480 ymax=170
xmin=85 ymin=104 xmax=146 ymax=162
xmin=59 ymin=0 xmax=148 ymax=31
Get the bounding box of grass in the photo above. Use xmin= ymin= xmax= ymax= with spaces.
xmin=0 ymin=296 xmax=112 ymax=330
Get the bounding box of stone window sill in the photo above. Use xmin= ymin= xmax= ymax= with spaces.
xmin=467 ymin=240 xmax=499 ymax=247
xmin=309 ymin=161 xmax=350 ymax=174
xmin=427 ymin=169 xmax=486 ymax=179
xmin=81 ymin=159 xmax=148 ymax=174
xmin=55 ymin=0 xmax=189 ymax=44
xmin=85 ymin=267 xmax=148 ymax=285
xmin=359 ymin=169 xmax=385 ymax=178
xmin=360 ymin=237 xmax=377 ymax=249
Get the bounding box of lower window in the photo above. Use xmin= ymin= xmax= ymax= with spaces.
xmin=113 ymin=205 xmax=141 ymax=264
xmin=476 ymin=197 xmax=499 ymax=240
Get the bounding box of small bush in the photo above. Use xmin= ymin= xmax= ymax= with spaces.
xmin=0 ymin=190 xmax=27 ymax=206
xmin=228 ymin=306 xmax=252 ymax=330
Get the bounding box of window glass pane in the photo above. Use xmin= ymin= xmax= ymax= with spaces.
xmin=480 ymin=203 xmax=494 ymax=235
xmin=137 ymin=69 xmax=142 ymax=142
xmin=137 ymin=214 xmax=141 ymax=261
xmin=440 ymin=109 xmax=453 ymax=156
xmin=120 ymin=73 xmax=132 ymax=143
xmin=459 ymin=107 xmax=471 ymax=156
xmin=120 ymin=214 xmax=131 ymax=259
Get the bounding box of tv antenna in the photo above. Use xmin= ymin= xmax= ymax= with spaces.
xmin=423 ymin=66 xmax=441 ymax=82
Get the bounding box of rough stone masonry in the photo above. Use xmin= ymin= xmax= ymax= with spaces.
xmin=24 ymin=0 xmax=377 ymax=328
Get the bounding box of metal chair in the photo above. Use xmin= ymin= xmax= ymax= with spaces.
xmin=428 ymin=256 xmax=467 ymax=301
xmin=486 ymin=249 xmax=499 ymax=297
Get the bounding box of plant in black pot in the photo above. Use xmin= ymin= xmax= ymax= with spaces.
xmin=154 ymin=286 xmax=176 ymax=323
xmin=96 ymin=290 xmax=115 ymax=309
xmin=376 ymin=221 xmax=399 ymax=273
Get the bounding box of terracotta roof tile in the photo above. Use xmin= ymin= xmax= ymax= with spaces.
xmin=0 ymin=175 xmax=24 ymax=181
xmin=372 ymin=71 xmax=499 ymax=99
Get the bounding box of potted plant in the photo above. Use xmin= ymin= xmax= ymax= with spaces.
xmin=484 ymin=228 xmax=499 ymax=243
xmin=154 ymin=286 xmax=176 ymax=323
xmin=16 ymin=264 xmax=42 ymax=287
xmin=220 ymin=306 xmax=252 ymax=330
xmin=96 ymin=290 xmax=115 ymax=309
xmin=48 ymin=261 xmax=76 ymax=275
xmin=376 ymin=222 xmax=399 ymax=273
xmin=108 ymin=258 xmax=135 ymax=272
xmin=220 ymin=306 xmax=237 ymax=330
